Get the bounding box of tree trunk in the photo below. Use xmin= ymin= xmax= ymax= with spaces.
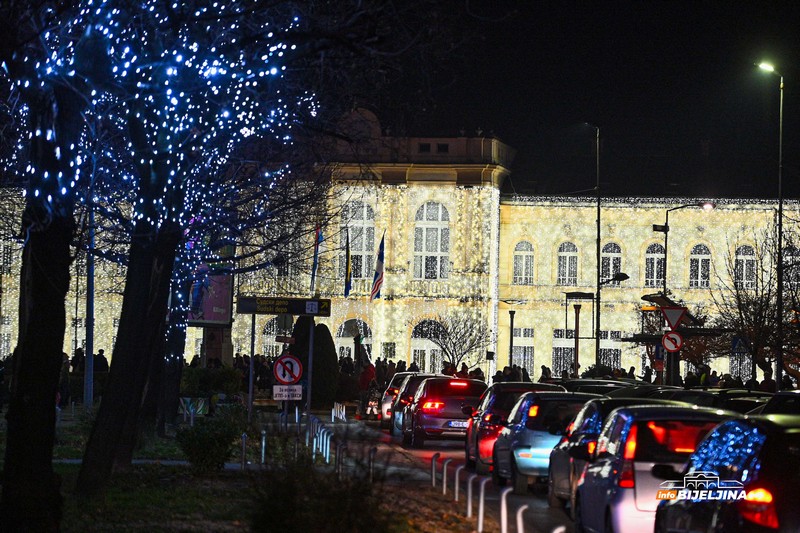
xmin=157 ymin=277 xmax=191 ymax=435
xmin=76 ymin=220 xmax=179 ymax=495
xmin=0 ymin=216 xmax=73 ymax=531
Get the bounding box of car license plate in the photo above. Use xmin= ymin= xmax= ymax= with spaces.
xmin=448 ymin=420 xmax=468 ymax=428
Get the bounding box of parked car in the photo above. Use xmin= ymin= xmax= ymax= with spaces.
xmin=492 ymin=391 xmax=599 ymax=494
xmin=605 ymin=384 xmax=679 ymax=398
xmin=559 ymin=379 xmax=633 ymax=395
xmin=463 ymin=381 xmax=566 ymax=474
xmin=748 ymin=389 xmax=800 ymax=415
xmin=645 ymin=387 xmax=773 ymax=413
xmin=572 ymin=404 xmax=738 ymax=533
xmin=548 ymin=397 xmax=683 ymax=511
xmin=654 ymin=414 xmax=800 ymax=532
xmin=389 ymin=373 xmax=441 ymax=436
xmin=401 ymin=377 xmax=487 ymax=448
xmin=380 ymin=372 xmax=415 ymax=429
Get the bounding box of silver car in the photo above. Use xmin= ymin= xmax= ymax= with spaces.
xmin=572 ymin=405 xmax=737 ymax=533
xmin=380 ymin=372 xmax=415 ymax=429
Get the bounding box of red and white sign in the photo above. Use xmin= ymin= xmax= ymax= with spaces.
xmin=661 ymin=331 xmax=684 ymax=353
xmin=661 ymin=306 xmax=687 ymax=330
xmin=274 ymin=354 xmax=302 ymax=385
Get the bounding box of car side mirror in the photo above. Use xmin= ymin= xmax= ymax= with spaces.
xmin=461 ymin=405 xmax=475 ymax=416
xmin=651 ymin=464 xmax=682 ymax=481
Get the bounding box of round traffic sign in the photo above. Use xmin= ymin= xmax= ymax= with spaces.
xmin=661 ymin=331 xmax=684 ymax=353
xmin=274 ymin=354 xmax=303 ymax=385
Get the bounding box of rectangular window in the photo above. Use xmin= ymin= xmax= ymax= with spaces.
xmin=418 ymin=143 xmax=431 ymax=153
xmin=436 ymin=143 xmax=449 ymax=153
xmin=645 ymin=257 xmax=665 ymax=288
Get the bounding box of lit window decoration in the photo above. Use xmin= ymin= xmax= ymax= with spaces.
xmin=734 ymin=245 xmax=756 ymax=290
xmin=601 ymin=242 xmax=623 ymax=285
xmin=556 ymin=242 xmax=578 ymax=286
xmin=783 ymin=246 xmax=800 ymax=288
xmin=689 ymin=244 xmax=711 ymax=289
xmin=413 ymin=201 xmax=450 ymax=280
xmin=645 ymin=243 xmax=665 ymax=288
xmin=512 ymin=241 xmax=534 ymax=285
xmin=339 ymin=200 xmax=375 ymax=280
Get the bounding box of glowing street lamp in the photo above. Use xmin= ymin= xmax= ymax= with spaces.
xmin=758 ymin=61 xmax=785 ymax=388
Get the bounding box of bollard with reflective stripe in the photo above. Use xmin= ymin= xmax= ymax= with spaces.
xmin=430 ymin=453 xmax=441 ymax=487
xmin=466 ymin=473 xmax=478 ymax=517
xmin=499 ymin=487 xmax=513 ymax=533
xmin=261 ymin=429 xmax=267 ymax=465
xmin=454 ymin=465 xmax=466 ymax=502
xmin=516 ymin=504 xmax=529 ymax=533
xmin=441 ymin=458 xmax=453 ymax=495
xmin=477 ymin=477 xmax=491 ymax=532
xmin=240 ymin=433 xmax=248 ymax=470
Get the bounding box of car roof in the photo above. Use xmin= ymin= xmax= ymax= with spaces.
xmin=487 ymin=381 xmax=566 ymax=392
xmin=521 ymin=391 xmax=600 ymax=401
xmin=584 ymin=397 xmax=686 ymax=412
xmin=608 ymin=404 xmax=738 ymax=419
xmin=745 ymin=413 xmax=800 ymax=431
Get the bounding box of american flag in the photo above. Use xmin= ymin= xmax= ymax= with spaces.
xmin=370 ymin=232 xmax=385 ymax=300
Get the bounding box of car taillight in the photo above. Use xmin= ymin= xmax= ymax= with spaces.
xmin=388 ymin=387 xmax=399 ymax=397
xmin=421 ymin=400 xmax=445 ymax=413
xmin=528 ymin=405 xmax=539 ymax=418
xmin=586 ymin=440 xmax=596 ymax=455
xmin=450 ymin=381 xmax=468 ymax=387
xmin=619 ymin=424 xmax=637 ymax=488
xmin=738 ymin=487 xmax=779 ymax=529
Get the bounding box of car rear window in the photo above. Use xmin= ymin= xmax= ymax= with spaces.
xmin=525 ymin=399 xmax=587 ymax=431
xmin=425 ymin=380 xmax=486 ymax=397
xmin=632 ymin=419 xmax=719 ymax=462
xmin=494 ymin=389 xmax=538 ymax=411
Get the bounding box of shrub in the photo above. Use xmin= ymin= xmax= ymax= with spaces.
xmin=176 ymin=407 xmax=247 ymax=472
xmin=181 ymin=366 xmax=243 ymax=397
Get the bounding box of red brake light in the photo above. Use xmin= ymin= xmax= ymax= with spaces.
xmin=483 ymin=413 xmax=493 ymax=422
xmin=450 ymin=381 xmax=468 ymax=387
xmin=421 ymin=401 xmax=445 ymax=414
xmin=738 ymin=488 xmax=779 ymax=529
xmin=528 ymin=405 xmax=539 ymax=418
xmin=586 ymin=441 xmax=596 ymax=455
xmin=619 ymin=424 xmax=637 ymax=489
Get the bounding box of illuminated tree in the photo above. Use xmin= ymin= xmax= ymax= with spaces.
xmin=413 ymin=312 xmax=491 ymax=369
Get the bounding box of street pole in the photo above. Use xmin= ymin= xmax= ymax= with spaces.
xmin=508 ymin=310 xmax=515 ymax=368
xmin=574 ymin=305 xmax=581 ymax=378
xmin=776 ymin=73 xmax=784 ymax=388
xmin=594 ymin=126 xmax=602 ymax=368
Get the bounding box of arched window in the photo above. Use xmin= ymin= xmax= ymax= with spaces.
xmin=601 ymin=242 xmax=622 ymax=285
xmin=557 ymin=242 xmax=578 ymax=286
xmin=336 ymin=319 xmax=373 ymax=364
xmin=689 ymin=244 xmax=711 ymax=288
xmin=413 ymin=201 xmax=450 ymax=280
xmin=734 ymin=245 xmax=756 ymax=289
xmin=340 ymin=201 xmax=375 ymax=279
xmin=645 ymin=243 xmax=665 ymax=288
xmin=513 ymin=241 xmax=534 ymax=285
xmin=411 ymin=319 xmax=444 ymax=373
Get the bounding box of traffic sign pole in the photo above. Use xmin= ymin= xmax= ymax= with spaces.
xmin=249 ymin=313 xmax=256 ymax=423
xmin=306 ymin=320 xmax=315 ymax=415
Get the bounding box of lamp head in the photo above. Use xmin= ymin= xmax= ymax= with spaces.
xmin=699 ymin=201 xmax=715 ymax=212
xmin=612 ymin=272 xmax=630 ymax=282
xmin=759 ymin=62 xmax=776 ymax=73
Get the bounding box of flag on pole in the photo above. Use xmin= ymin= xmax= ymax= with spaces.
xmin=310 ymin=225 xmax=323 ymax=294
xmin=370 ymin=231 xmax=386 ymax=300
xmin=344 ymin=228 xmax=352 ymax=297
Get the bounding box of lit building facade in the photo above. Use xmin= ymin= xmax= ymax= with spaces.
xmin=0 ymin=113 xmax=791 ymax=383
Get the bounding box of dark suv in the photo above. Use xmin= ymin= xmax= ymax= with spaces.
xmin=402 ymin=377 xmax=487 ymax=448
xmin=389 ymin=373 xmax=442 ymax=436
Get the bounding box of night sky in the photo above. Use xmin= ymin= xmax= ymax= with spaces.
xmin=403 ymin=2 xmax=800 ymax=199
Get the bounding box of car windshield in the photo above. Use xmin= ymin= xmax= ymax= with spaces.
xmin=425 ymin=380 xmax=486 ymax=397
xmin=525 ymin=399 xmax=586 ymax=432
xmin=632 ymin=419 xmax=719 ymax=463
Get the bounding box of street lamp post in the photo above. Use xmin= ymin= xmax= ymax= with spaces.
xmin=508 ymin=309 xmax=516 ymax=367
xmin=589 ymin=125 xmax=603 ymax=368
xmin=759 ymin=62 xmax=785 ymax=388
xmin=652 ymin=202 xmax=716 ymax=296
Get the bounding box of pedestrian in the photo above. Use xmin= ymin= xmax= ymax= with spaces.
xmin=358 ymin=357 xmax=376 ymax=417
xmin=71 ymin=347 xmax=85 ymax=373
xmin=759 ymin=370 xmax=777 ymax=393
xmin=94 ymin=349 xmax=109 ymax=373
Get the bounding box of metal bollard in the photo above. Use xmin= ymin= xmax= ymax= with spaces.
xmin=516 ymin=504 xmax=529 ymax=533
xmin=477 ymin=477 xmax=491 ymax=532
xmin=441 ymin=458 xmax=453 ymax=495
xmin=368 ymin=446 xmax=378 ymax=483
xmin=430 ymin=453 xmax=441 ymax=487
xmin=454 ymin=465 xmax=466 ymax=501
xmin=261 ymin=430 xmax=267 ymax=465
xmin=499 ymin=487 xmax=513 ymax=533
xmin=240 ymin=433 xmax=248 ymax=470
xmin=324 ymin=430 xmax=332 ymax=463
xmin=294 ymin=435 xmax=299 ymax=461
xmin=466 ymin=473 xmax=478 ymax=517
